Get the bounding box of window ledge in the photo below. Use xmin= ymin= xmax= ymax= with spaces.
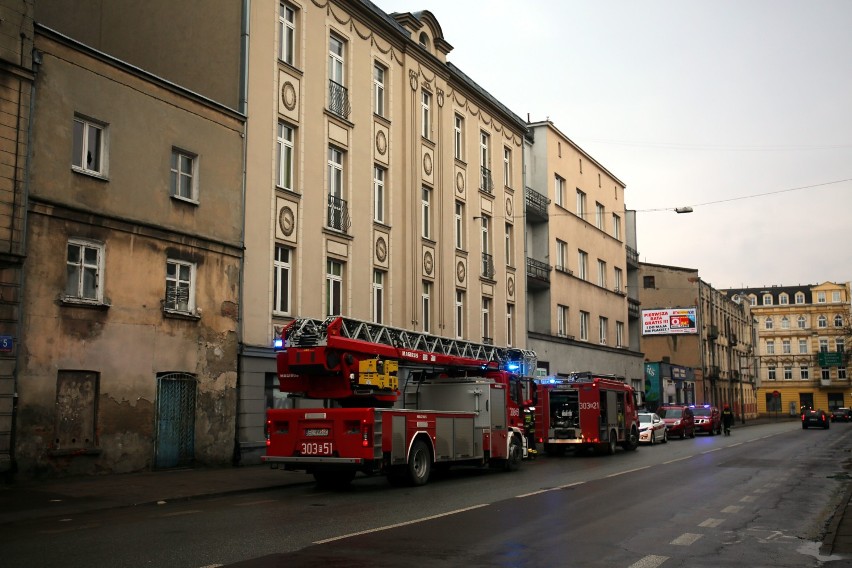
xmin=71 ymin=166 xmax=108 ymax=182
xmin=171 ymin=194 xmax=199 ymax=206
xmin=163 ymin=308 xmax=201 ymax=321
xmin=60 ymin=297 xmax=111 ymax=310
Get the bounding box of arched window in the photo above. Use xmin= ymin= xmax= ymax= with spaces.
xmin=749 ymin=295 xmax=757 ymax=306
xmin=779 ymin=293 xmax=789 ymax=305
xmin=781 ymin=316 xmax=789 ymax=329
xmin=762 ymin=294 xmax=772 ymax=305
xmin=795 ymin=292 xmax=805 ymax=304
xmin=419 ymin=32 xmax=431 ymax=51
xmin=818 ymin=315 xmax=827 ymax=328
xmin=835 ymin=314 xmax=844 ymax=327
xmin=797 ymin=315 xmax=806 ymax=329
xmin=765 ymin=317 xmax=774 ymax=330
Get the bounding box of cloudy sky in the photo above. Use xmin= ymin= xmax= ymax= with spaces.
xmin=375 ymin=0 xmax=852 ymax=290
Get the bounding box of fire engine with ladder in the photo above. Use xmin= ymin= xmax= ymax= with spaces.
xmin=262 ymin=316 xmax=537 ymax=487
xmin=533 ymin=373 xmax=640 ymax=456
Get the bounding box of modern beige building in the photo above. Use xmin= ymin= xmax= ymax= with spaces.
xmin=11 ymin=24 xmax=245 ymax=476
xmin=524 ymin=121 xmax=643 ymax=390
xmin=724 ymin=282 xmax=851 ymax=416
xmin=639 ymin=263 xmax=757 ymax=419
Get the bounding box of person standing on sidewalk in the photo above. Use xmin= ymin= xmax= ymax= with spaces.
xmin=722 ymin=404 xmax=734 ymax=435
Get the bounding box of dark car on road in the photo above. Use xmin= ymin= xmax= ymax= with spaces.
xmin=830 ymin=408 xmax=852 ymax=422
xmin=657 ymin=405 xmax=695 ymax=439
xmin=802 ymin=408 xmax=830 ymax=429
xmin=691 ymin=404 xmax=721 ymax=435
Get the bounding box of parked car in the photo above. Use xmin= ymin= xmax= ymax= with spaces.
xmin=657 ymin=405 xmax=695 ymax=439
xmin=802 ymin=408 xmax=830 ymax=429
xmin=638 ymin=412 xmax=667 ymax=444
xmin=830 ymin=408 xmax=852 ymax=422
xmin=691 ymin=404 xmax=722 ymax=435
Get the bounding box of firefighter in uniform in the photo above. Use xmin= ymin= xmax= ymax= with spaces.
xmin=524 ymin=406 xmax=537 ymax=457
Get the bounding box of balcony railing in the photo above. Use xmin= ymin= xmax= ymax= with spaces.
xmin=328 ymin=80 xmax=351 ymax=120
xmin=626 ymin=245 xmax=639 ymax=267
xmin=628 ymin=297 xmax=640 ymax=318
xmin=525 ymin=186 xmax=550 ymax=221
xmin=326 ymin=194 xmax=351 ymax=233
xmin=526 ymin=257 xmax=551 ymax=282
xmin=480 ymin=166 xmax=494 ymax=194
xmin=481 ymin=252 xmax=495 ymax=279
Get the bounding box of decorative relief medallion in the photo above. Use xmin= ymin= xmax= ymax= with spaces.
xmin=375 ymin=236 xmax=387 ymax=263
xmin=424 ymin=250 xmax=434 ymax=275
xmin=506 ymin=197 xmax=513 ymax=218
xmin=423 ymin=152 xmax=433 ymax=176
xmin=507 ymin=275 xmax=515 ymax=297
xmin=278 ymin=206 xmax=295 ymax=237
xmin=376 ymin=130 xmax=387 ymax=155
xmin=456 ymin=261 xmax=466 ymax=284
xmin=409 ymin=70 xmax=419 ymax=91
xmin=436 ymin=88 xmax=444 ymax=107
xmin=456 ymin=171 xmax=465 ymax=193
xmin=281 ymin=81 xmax=297 ymax=111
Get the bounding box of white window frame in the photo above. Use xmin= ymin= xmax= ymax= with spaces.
xmin=72 ymin=116 xmax=106 ymax=176
xmin=599 ymin=316 xmax=608 ymax=345
xmin=554 ymin=175 xmax=565 ymax=207
xmin=783 ymin=366 xmax=793 ymax=380
xmin=503 ymin=146 xmax=512 ymax=189
xmin=614 ymin=267 xmax=623 ymax=293
xmin=595 ymin=202 xmax=605 ymax=230
xmin=832 ymin=290 xmax=842 ymax=303
xmin=276 ymin=123 xmax=294 ymax=191
xmin=273 ymin=245 xmax=292 ymax=316
xmin=373 ymin=62 xmax=386 ymax=117
xmin=481 ymin=297 xmax=492 ymax=343
xmin=616 ymin=321 xmax=624 ymax=347
xmin=580 ymin=311 xmax=590 ymax=341
xmin=817 ymin=291 xmax=826 ymax=303
xmin=454 ymin=114 xmax=464 ymax=160
xmin=373 ymin=165 xmax=385 ymax=223
xmin=819 ymin=338 xmax=829 ymax=352
xmin=421 ymin=281 xmax=432 ymax=333
xmin=762 ymin=294 xmax=772 ymax=305
xmin=779 ymin=293 xmax=789 ymax=305
xmin=557 ymin=305 xmax=568 ymax=337
xmin=578 ymin=250 xmax=588 ymax=281
xmin=505 ymin=223 xmax=514 ymax=266
xmin=421 ymin=90 xmax=432 ymax=139
xmin=834 ymin=314 xmax=844 ymax=327
xmin=506 ymin=303 xmax=514 ymax=346
xmin=328 ymin=35 xmax=344 ymax=85
xmin=781 ymin=316 xmax=789 ymax=329
xmin=766 ymin=340 xmax=775 ymax=355
xmin=800 ymin=366 xmax=810 ymax=380
xmin=597 ymin=259 xmax=607 ymax=288
xmin=372 ymin=270 xmax=384 ymax=324
xmin=165 ymin=259 xmax=196 ymax=313
xmin=768 ymin=365 xmax=776 ymax=381
xmin=455 ymin=290 xmax=465 ymax=338
xmin=326 ymin=259 xmax=343 ymax=316
xmin=422 ymin=186 xmax=432 ymax=239
xmin=454 ymin=201 xmax=464 ymax=249
xmin=612 ymin=213 xmax=622 ymax=240
xmin=65 ymin=239 xmax=104 ymax=303
xmin=782 ymin=339 xmax=791 ymax=354
xmin=170 ymin=148 xmax=198 ymax=202
xmin=278 ymin=2 xmax=296 ymax=66
xmin=480 ymin=131 xmax=491 ymax=191
xmin=818 ymin=315 xmax=827 ymax=328
xmin=798 ymin=315 xmax=807 ymax=329
xmin=765 ymin=317 xmax=773 ymax=330
xmin=576 ymin=189 xmax=587 ymax=218
xmin=799 ymin=338 xmax=808 ymax=354
xmin=556 ymin=239 xmax=567 ymax=271
xmin=795 ymin=292 xmax=805 ymax=304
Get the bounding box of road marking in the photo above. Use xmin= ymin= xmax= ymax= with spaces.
xmin=235 ymin=499 xmax=278 ymax=507
xmin=160 ymin=510 xmax=202 ymax=517
xmin=740 ymin=495 xmax=757 ymax=503
xmin=663 ymin=456 xmax=693 ymax=464
xmin=670 ymin=533 xmax=702 ymax=546
xmin=728 ymin=442 xmax=743 ymax=447
xmin=722 ymin=505 xmax=743 ymax=513
xmin=39 ymin=523 xmax=101 ymax=534
xmin=516 ymin=481 xmax=583 ymax=498
xmin=628 ymin=555 xmax=669 ymax=568
xmin=606 ymin=466 xmax=650 ymax=478
xmin=701 ymin=448 xmax=722 ymax=454
xmin=699 ymin=518 xmax=724 ymax=528
xmin=313 ymin=504 xmax=489 ymax=544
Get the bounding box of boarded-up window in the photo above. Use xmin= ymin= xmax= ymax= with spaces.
xmin=55 ymin=371 xmax=98 ymax=449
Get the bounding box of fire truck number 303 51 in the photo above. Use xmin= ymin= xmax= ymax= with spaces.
xmin=579 ymin=402 xmax=600 ymax=410
xmin=301 ymin=442 xmax=333 ymax=455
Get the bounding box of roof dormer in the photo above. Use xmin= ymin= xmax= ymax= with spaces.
xmin=391 ymin=10 xmax=453 ymax=62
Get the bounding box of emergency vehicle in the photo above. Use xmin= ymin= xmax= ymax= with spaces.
xmin=533 ymin=373 xmax=640 ymax=456
xmin=262 ymin=316 xmax=537 ymax=487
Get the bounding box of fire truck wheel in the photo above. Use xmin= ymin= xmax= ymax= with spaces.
xmin=312 ymin=471 xmax=355 ymax=489
xmin=622 ymin=427 xmax=639 ymax=451
xmin=504 ymin=437 xmax=522 ymax=471
xmin=406 ymin=439 xmax=432 ymax=486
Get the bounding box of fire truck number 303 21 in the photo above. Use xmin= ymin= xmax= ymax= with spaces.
xmin=579 ymin=402 xmax=600 ymax=410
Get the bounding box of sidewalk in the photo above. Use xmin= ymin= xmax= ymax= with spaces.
xmin=1 ymin=416 xmax=850 ymax=557
xmin=0 ymin=463 xmax=309 ymax=525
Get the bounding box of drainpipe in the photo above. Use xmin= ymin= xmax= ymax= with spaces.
xmin=232 ymin=0 xmax=250 ymax=466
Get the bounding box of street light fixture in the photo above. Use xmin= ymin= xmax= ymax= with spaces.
xmin=675 ymin=207 xmax=694 ymax=214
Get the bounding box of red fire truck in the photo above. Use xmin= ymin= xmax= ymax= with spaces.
xmin=262 ymin=316 xmax=537 ymax=487
xmin=533 ymin=373 xmax=640 ymax=456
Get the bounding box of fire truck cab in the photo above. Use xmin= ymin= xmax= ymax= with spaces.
xmin=534 ymin=373 xmax=640 ymax=456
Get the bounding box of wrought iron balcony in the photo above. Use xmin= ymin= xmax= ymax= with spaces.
xmin=481 ymin=252 xmax=495 ymax=279
xmin=628 ymin=297 xmax=640 ymax=318
xmin=626 ymin=245 xmax=639 ymax=267
xmin=328 ymin=80 xmax=351 ymax=120
xmin=480 ymin=166 xmax=494 ymax=194
xmin=326 ymin=194 xmax=351 ymax=233
xmin=525 ymin=186 xmax=550 ymax=222
xmin=526 ymin=257 xmax=551 ymax=288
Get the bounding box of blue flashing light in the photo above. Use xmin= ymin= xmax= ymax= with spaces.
xmin=505 ymin=362 xmax=520 ymax=372
xmin=273 ymin=338 xmax=284 ymax=349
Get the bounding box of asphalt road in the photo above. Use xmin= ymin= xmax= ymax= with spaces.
xmin=3 ymin=421 xmax=851 ymax=568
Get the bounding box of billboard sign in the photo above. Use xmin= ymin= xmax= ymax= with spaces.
xmin=642 ymin=308 xmax=698 ymax=335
